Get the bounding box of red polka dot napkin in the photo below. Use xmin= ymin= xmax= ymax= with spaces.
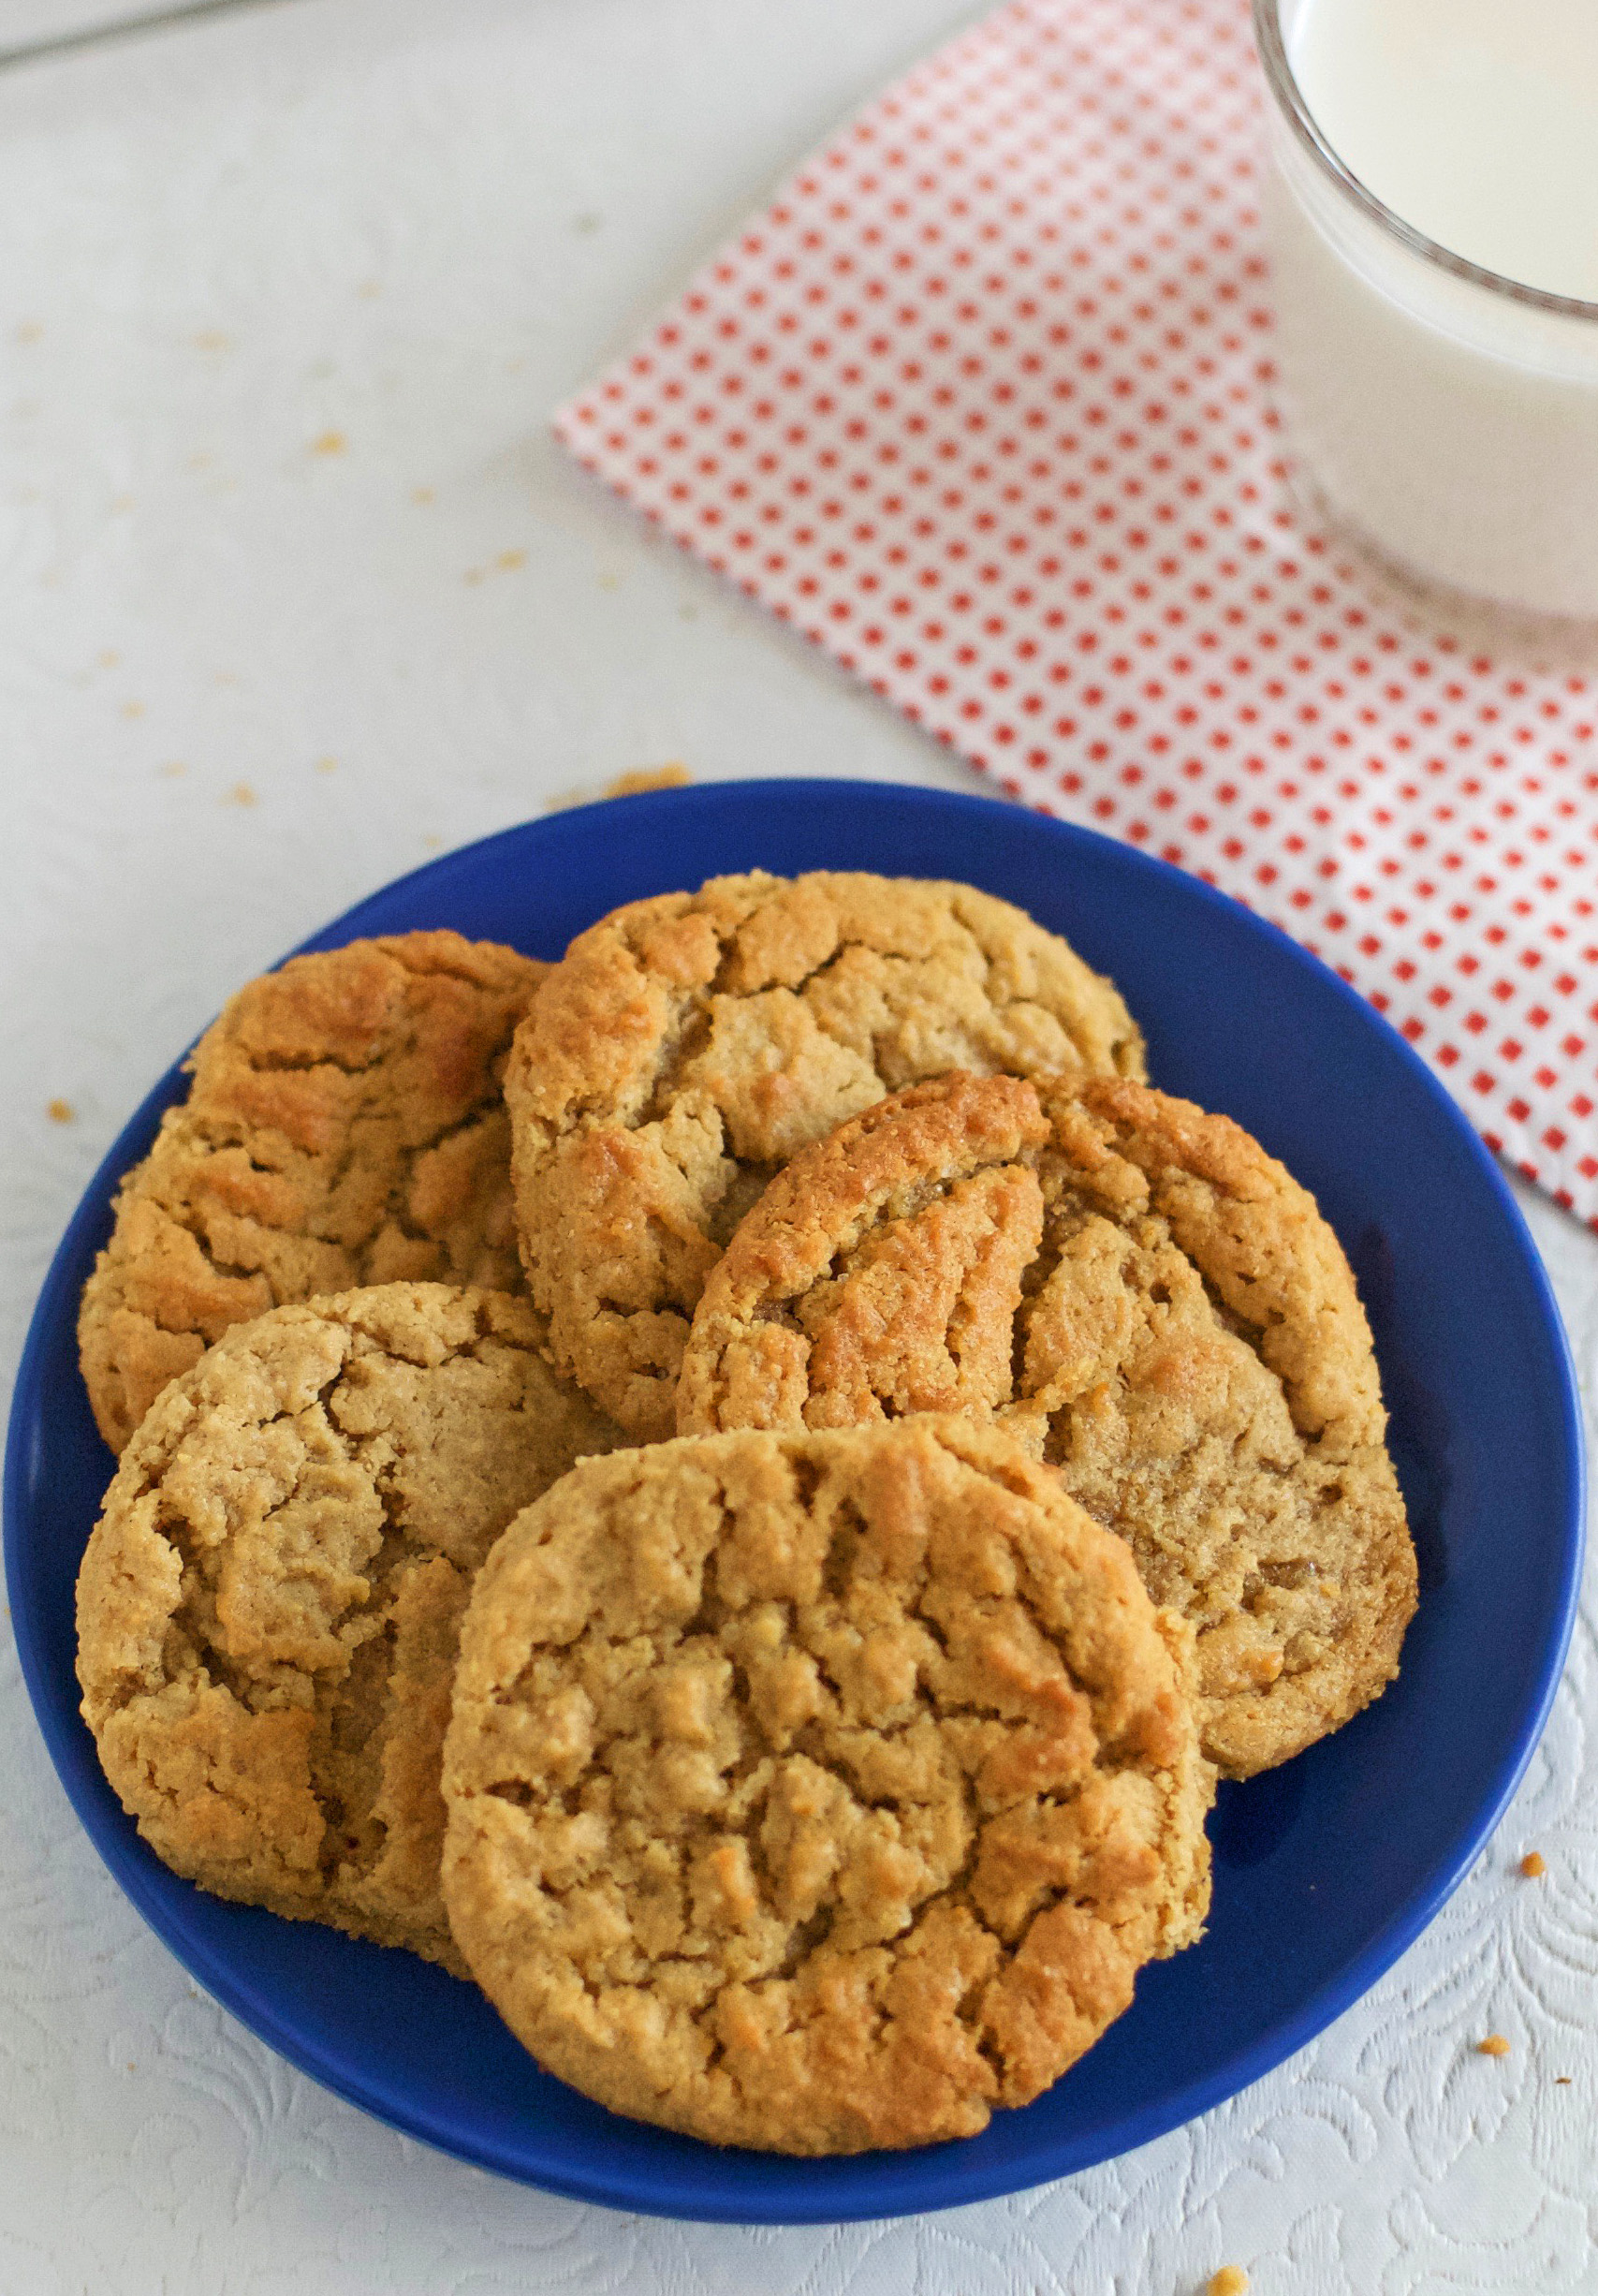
xmin=555 ymin=0 xmax=1598 ymax=1228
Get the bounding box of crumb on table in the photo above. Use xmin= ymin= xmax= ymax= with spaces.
xmin=603 ymin=764 xmax=691 ymax=798
xmin=1478 ymin=2034 xmax=1512 ymax=2057
xmin=1209 ymin=2270 xmax=1250 ymax=2296
xmin=46 ymin=1098 xmax=75 ymax=1125
xmin=1520 ymin=1851 xmax=1547 ymax=1878
xmin=225 ymin=783 xmax=257 ymax=808
xmin=311 ymin=431 xmax=346 ymax=456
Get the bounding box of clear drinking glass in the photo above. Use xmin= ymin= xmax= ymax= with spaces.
xmin=1254 ymin=0 xmax=1598 ymax=637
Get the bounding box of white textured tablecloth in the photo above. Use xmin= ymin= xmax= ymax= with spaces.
xmin=1 ymin=4 xmax=1593 ymax=2289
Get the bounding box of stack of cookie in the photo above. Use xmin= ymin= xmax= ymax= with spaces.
xmin=74 ymin=876 xmax=1416 ymax=2156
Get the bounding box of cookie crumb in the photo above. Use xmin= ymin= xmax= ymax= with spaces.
xmin=412 ymin=486 xmax=434 ymax=504
xmin=225 ymin=782 xmax=257 ymax=808
xmin=603 ymin=764 xmax=691 ymax=799
xmin=311 ymin=431 xmax=346 ymax=457
xmin=1478 ymin=2034 xmax=1511 ymax=2057
xmin=1208 ymin=2270 xmax=1250 ymax=2296
xmin=1519 ymin=1851 xmax=1546 ymax=1878
xmin=1556 ymin=2076 xmax=1572 ymax=2085
xmin=120 ymin=699 xmax=144 ymax=719
xmin=16 ymin=320 xmax=42 ymax=344
xmin=422 ymin=833 xmax=444 ymax=851
xmin=495 ymin=548 xmax=527 ymax=571
xmin=46 ymin=1098 xmax=75 ymax=1125
xmin=97 ymin=649 xmax=120 ymax=669
xmin=315 ymin=757 xmax=338 ymax=775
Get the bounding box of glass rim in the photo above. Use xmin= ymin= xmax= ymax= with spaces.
xmin=1253 ymin=0 xmax=1598 ymax=326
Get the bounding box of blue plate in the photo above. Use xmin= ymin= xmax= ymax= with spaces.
xmin=6 ymin=780 xmax=1583 ymax=2224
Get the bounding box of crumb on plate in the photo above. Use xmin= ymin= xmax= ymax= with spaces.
xmin=1478 ymin=2034 xmax=1511 ymax=2057
xmin=602 ymin=764 xmax=691 ymax=798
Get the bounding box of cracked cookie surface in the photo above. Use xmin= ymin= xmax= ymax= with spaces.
xmin=76 ymin=1283 xmax=623 ymax=1967
xmin=441 ymin=1417 xmax=1211 ymax=2154
xmin=79 ymin=931 xmax=546 ymax=1454
xmin=677 ymin=1072 xmax=1416 ymax=1777
xmin=503 ymin=871 xmax=1145 ymax=1443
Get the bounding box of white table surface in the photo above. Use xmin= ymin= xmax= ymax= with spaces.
xmin=2 ymin=3 xmax=1594 ymax=2289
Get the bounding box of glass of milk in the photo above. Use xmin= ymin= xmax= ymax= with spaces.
xmin=1256 ymin=0 xmax=1598 ymax=632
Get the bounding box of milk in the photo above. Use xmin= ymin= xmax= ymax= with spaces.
xmin=1259 ymin=0 xmax=1598 ymax=625
xmin=1291 ymin=0 xmax=1598 ymax=302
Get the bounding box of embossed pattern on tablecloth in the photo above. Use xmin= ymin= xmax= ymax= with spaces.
xmin=557 ymin=0 xmax=1598 ymax=1226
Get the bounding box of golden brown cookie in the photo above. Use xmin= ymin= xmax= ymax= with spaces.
xmin=79 ymin=931 xmax=546 ymax=1454
xmin=76 ymin=1283 xmax=622 ymax=1968
xmin=677 ymin=1073 xmax=1417 ymax=1778
xmin=504 ymin=872 xmax=1146 ymax=1443
xmin=441 ymin=1417 xmax=1212 ymax=2154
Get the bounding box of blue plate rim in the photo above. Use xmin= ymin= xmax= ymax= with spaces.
xmin=5 ymin=778 xmax=1585 ymax=2224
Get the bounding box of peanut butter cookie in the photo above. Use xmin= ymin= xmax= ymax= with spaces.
xmin=79 ymin=932 xmax=545 ymax=1454
xmin=76 ymin=1283 xmax=622 ymax=1967
xmin=441 ymin=1417 xmax=1211 ymax=2153
xmin=677 ymin=1073 xmax=1416 ymax=1778
xmin=504 ymin=872 xmax=1145 ymax=1442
